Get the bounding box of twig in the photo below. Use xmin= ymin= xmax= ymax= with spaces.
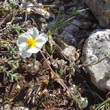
xmin=40 ymin=50 xmax=71 ymax=93
xmin=0 ymin=12 xmax=12 ymax=27
xmin=49 ymin=53 xmax=110 ymax=69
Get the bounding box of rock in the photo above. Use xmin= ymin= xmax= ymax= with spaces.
xmin=64 ymin=23 xmax=79 ymax=33
xmin=62 ymin=46 xmax=78 ymax=62
xmin=55 ymin=38 xmax=79 ymax=62
xmin=1 ymin=104 xmax=29 ymax=110
xmin=61 ymin=30 xmax=77 ymax=46
xmin=12 ymin=106 xmax=29 ymax=110
xmin=71 ymin=19 xmax=82 ymax=27
xmin=85 ymin=0 xmax=110 ymax=27
xmin=32 ymin=7 xmax=50 ymax=19
xmin=20 ymin=1 xmax=50 ymax=19
xmin=61 ymin=22 xmax=79 ymax=46
xmin=58 ymin=22 xmax=78 ymax=62
xmin=71 ymin=19 xmax=92 ymax=29
xmin=1 ymin=103 xmax=30 ymax=110
xmin=39 ymin=17 xmax=48 ymax=31
xmin=2 ymin=104 xmax=11 ymax=110
xmin=82 ymin=29 xmax=110 ymax=91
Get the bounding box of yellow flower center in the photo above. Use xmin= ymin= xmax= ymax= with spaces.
xmin=26 ymin=38 xmax=37 ymax=47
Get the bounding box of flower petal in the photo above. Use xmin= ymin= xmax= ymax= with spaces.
xmin=19 ymin=43 xmax=28 ymax=49
xmin=27 ymin=27 xmax=39 ymax=39
xmin=35 ymin=33 xmax=48 ymax=44
xmin=34 ymin=33 xmax=48 ymax=49
xmin=26 ymin=47 xmax=40 ymax=53
xmin=35 ymin=42 xmax=44 ymax=49
xmin=19 ymin=44 xmax=32 ymax=58
xmin=17 ymin=32 xmax=31 ymax=46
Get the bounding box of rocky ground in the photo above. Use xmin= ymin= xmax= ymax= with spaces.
xmin=0 ymin=0 xmax=110 ymax=110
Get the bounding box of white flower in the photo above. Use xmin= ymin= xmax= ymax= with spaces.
xmin=81 ymin=97 xmax=88 ymax=108
xmin=17 ymin=27 xmax=48 ymax=58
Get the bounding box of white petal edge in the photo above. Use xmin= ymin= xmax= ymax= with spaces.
xmin=35 ymin=33 xmax=48 ymax=43
xmin=35 ymin=42 xmax=44 ymax=49
xmin=26 ymin=47 xmax=40 ymax=53
xmin=34 ymin=33 xmax=48 ymax=49
xmin=19 ymin=51 xmax=32 ymax=58
xmin=18 ymin=42 xmax=27 ymax=48
xmin=17 ymin=31 xmax=31 ymax=46
xmin=27 ymin=27 xmax=39 ymax=39
xmin=19 ymin=44 xmax=32 ymax=58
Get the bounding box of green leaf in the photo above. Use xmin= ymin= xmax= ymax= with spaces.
xmin=1 ymin=66 xmax=8 ymax=71
xmin=59 ymin=66 xmax=63 ymax=77
xmin=76 ymin=60 xmax=81 ymax=65
xmin=50 ymin=9 xmax=61 ymax=33
xmin=11 ymin=73 xmax=18 ymax=82
xmin=82 ymin=98 xmax=87 ymax=108
xmin=47 ymin=34 xmax=54 ymax=53
xmin=0 ymin=41 xmax=9 ymax=44
xmin=0 ymin=8 xmax=31 ymax=13
xmin=82 ymin=67 xmax=87 ymax=73
xmin=0 ymin=9 xmax=20 ymax=12
xmin=73 ymin=85 xmax=80 ymax=95
xmin=94 ymin=98 xmax=110 ymax=110
xmin=72 ymin=8 xmax=89 ymax=15
xmin=52 ymin=9 xmax=60 ymax=14
xmin=57 ymin=21 xmax=67 ymax=30
xmin=71 ymin=96 xmax=82 ymax=103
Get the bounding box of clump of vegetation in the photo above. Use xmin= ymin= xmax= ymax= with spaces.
xmin=0 ymin=0 xmax=110 ymax=110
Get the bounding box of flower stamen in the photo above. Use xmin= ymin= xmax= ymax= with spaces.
xmin=26 ymin=38 xmax=37 ymax=47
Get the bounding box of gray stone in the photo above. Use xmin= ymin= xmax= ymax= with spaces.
xmin=82 ymin=29 xmax=110 ymax=90
xmin=71 ymin=19 xmax=82 ymax=27
xmin=58 ymin=19 xmax=80 ymax=63
xmin=64 ymin=24 xmax=79 ymax=33
xmin=32 ymin=8 xmax=50 ymax=19
xmin=20 ymin=1 xmax=50 ymax=19
xmin=1 ymin=104 xmax=11 ymax=110
xmin=71 ymin=19 xmax=92 ymax=29
xmin=12 ymin=106 xmax=29 ymax=110
xmin=59 ymin=5 xmax=65 ymax=11
xmin=1 ymin=104 xmax=29 ymax=110
xmin=62 ymin=46 xmax=77 ymax=62
xmin=61 ymin=22 xmax=79 ymax=46
xmin=85 ymin=0 xmax=110 ymax=27
xmin=61 ymin=31 xmax=77 ymax=46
